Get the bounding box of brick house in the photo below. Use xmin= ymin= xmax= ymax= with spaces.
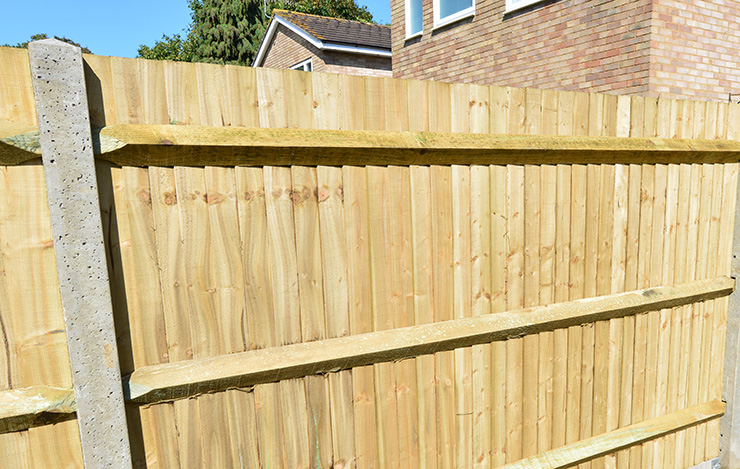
xmin=254 ymin=10 xmax=392 ymax=78
xmin=392 ymin=0 xmax=740 ymax=101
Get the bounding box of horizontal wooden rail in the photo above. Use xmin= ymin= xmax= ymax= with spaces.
xmin=0 ymin=386 xmax=76 ymax=433
xmin=0 ymin=276 xmax=732 ymax=433
xmin=503 ymin=400 xmax=726 ymax=468
xmin=125 ymin=276 xmax=733 ymax=404
xmin=3 ymin=123 xmax=740 ymax=166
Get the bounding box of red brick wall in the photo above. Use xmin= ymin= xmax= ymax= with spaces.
xmin=261 ymin=24 xmax=392 ymax=77
xmin=262 ymin=25 xmax=327 ymax=71
xmin=323 ymin=51 xmax=393 ymax=77
xmin=392 ymin=0 xmax=653 ymax=95
xmin=649 ymin=0 xmax=740 ymax=101
xmin=392 ymin=0 xmax=740 ymax=100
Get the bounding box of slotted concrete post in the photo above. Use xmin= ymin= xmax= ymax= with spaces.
xmin=27 ymin=39 xmax=132 ymax=468
xmin=721 ymin=159 xmax=740 ymax=468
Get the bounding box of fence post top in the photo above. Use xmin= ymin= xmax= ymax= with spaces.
xmin=27 ymin=38 xmax=80 ymax=50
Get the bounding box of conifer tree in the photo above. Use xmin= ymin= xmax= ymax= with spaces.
xmin=138 ymin=0 xmax=374 ymax=66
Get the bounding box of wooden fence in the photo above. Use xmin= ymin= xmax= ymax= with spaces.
xmin=0 ymin=44 xmax=739 ymax=468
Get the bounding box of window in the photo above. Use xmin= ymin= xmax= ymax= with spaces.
xmin=433 ymin=0 xmax=475 ymax=28
xmin=505 ymin=0 xmax=545 ymax=13
xmin=406 ymin=0 xmax=423 ymax=38
xmin=290 ymin=58 xmax=313 ymax=72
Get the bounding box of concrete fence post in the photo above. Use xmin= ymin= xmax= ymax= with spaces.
xmin=27 ymin=39 xmax=132 ymax=468
xmin=720 ymin=162 xmax=740 ymax=468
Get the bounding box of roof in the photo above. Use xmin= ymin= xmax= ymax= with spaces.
xmin=272 ymin=10 xmax=391 ymax=50
xmin=253 ymin=10 xmax=392 ymax=67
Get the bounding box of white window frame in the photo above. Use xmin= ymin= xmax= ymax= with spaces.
xmin=433 ymin=0 xmax=475 ymax=29
xmin=290 ymin=58 xmax=313 ymax=71
xmin=505 ymin=0 xmax=547 ymax=13
xmin=405 ymin=0 xmax=423 ymax=39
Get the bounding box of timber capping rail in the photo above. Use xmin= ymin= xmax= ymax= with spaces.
xmin=3 ymin=123 xmax=740 ymax=166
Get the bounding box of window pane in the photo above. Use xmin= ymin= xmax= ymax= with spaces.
xmin=440 ymin=0 xmax=473 ymax=19
xmin=408 ymin=0 xmax=422 ymax=34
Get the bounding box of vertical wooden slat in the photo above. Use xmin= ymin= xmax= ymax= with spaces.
xmin=653 ymin=101 xmax=676 ymax=467
xmin=618 ymin=162 xmax=641 ymax=469
xmin=657 ymin=164 xmax=678 ymax=468
xmin=365 ymin=169 xmax=399 ymax=468
xmin=506 ymin=164 xmax=525 ymax=463
xmin=256 ymin=68 xmax=287 ymax=128
xmin=407 ymin=79 xmax=430 ymax=132
xmin=684 ymin=160 xmax=702 ymax=461
xmin=678 ymin=164 xmax=702 ymax=467
xmin=311 ymin=72 xmax=340 ymax=131
xmin=469 ymin=83 xmax=490 ymax=468
xmin=539 ymin=164 xmax=556 ymax=454
xmin=410 ymin=165 xmax=438 ymax=469
xmin=224 ymin=65 xmax=259 ymax=129
xmin=163 ymin=60 xmax=200 ymax=126
xmin=567 ymin=164 xmax=587 ymax=452
xmin=491 ymin=164 xmax=508 ymax=467
xmin=137 ymin=58 xmax=167 ymax=124
xmin=213 ymin=172 xmax=265 ymax=468
xmin=366 ymin=166 xmax=400 ymax=467
xmin=110 ymin=56 xmax=144 ymax=125
xmin=283 ymin=69 xmax=313 ymax=129
xmin=670 ymin=163 xmax=691 ymax=468
xmin=339 ymin=74 xmax=365 ymax=131
xmin=431 ymin=165 xmax=456 ymax=467
xmin=148 ymin=166 xmax=204 ymax=468
xmin=236 ymin=167 xmax=282 ymax=468
xmin=387 ymin=79 xmax=416 ymax=467
xmin=0 ymin=48 xmax=38 ymax=125
xmin=553 ymin=163 xmax=571 ymax=451
xmin=317 ymin=166 xmax=356 ymax=466
xmin=343 ymin=165 xmax=378 ymax=467
xmin=489 ymin=86 xmax=509 ymax=134
xmin=452 ymin=165 xmax=473 ymax=467
xmin=605 ymin=164 xmax=627 ymax=469
xmin=701 ymin=163 xmax=727 ymax=462
xmin=523 ymin=164 xmax=540 ymax=458
xmin=390 ymin=166 xmax=419 ymax=468
xmin=291 ymin=166 xmax=333 ymax=469
xmin=644 ymin=163 xmax=667 ymax=467
xmin=429 ymin=80 xmax=452 ymax=133
xmin=27 ymin=420 xmax=84 ymax=468
xmin=112 ymin=167 xmax=178 ymax=467
xmin=0 ymin=164 xmax=82 ymax=467
xmin=195 ymin=63 xmax=230 ymax=127
xmin=579 ymin=164 xmax=601 ymax=469
xmin=384 ymin=77 xmax=410 ymax=131
xmin=264 ymin=166 xmax=310 ymax=469
xmin=632 ymin=162 xmax=655 ymax=469
xmin=471 ymin=165 xmax=492 ymax=468
xmin=693 ymin=163 xmax=716 ymax=464
xmin=174 ymin=166 xmax=233 ymax=466
xmin=592 ymin=164 xmax=615 ymax=469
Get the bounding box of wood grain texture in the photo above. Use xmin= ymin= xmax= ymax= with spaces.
xmin=8 ymin=122 xmax=740 ymax=166
xmin=2 ymin=51 xmax=739 ymax=468
xmin=126 ymin=277 xmax=734 ymax=404
xmin=503 ymin=400 xmax=725 ymax=469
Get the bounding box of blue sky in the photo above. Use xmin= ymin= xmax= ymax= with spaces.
xmin=0 ymin=0 xmax=391 ymax=58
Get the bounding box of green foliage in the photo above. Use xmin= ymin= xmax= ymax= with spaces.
xmin=137 ymin=34 xmax=196 ymax=62
xmin=273 ymin=0 xmax=373 ymax=23
xmin=2 ymin=33 xmax=93 ymax=54
xmin=188 ymin=0 xmax=268 ymax=65
xmin=138 ymin=0 xmax=374 ymax=66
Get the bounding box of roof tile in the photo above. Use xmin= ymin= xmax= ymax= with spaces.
xmin=273 ymin=9 xmax=391 ymax=50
